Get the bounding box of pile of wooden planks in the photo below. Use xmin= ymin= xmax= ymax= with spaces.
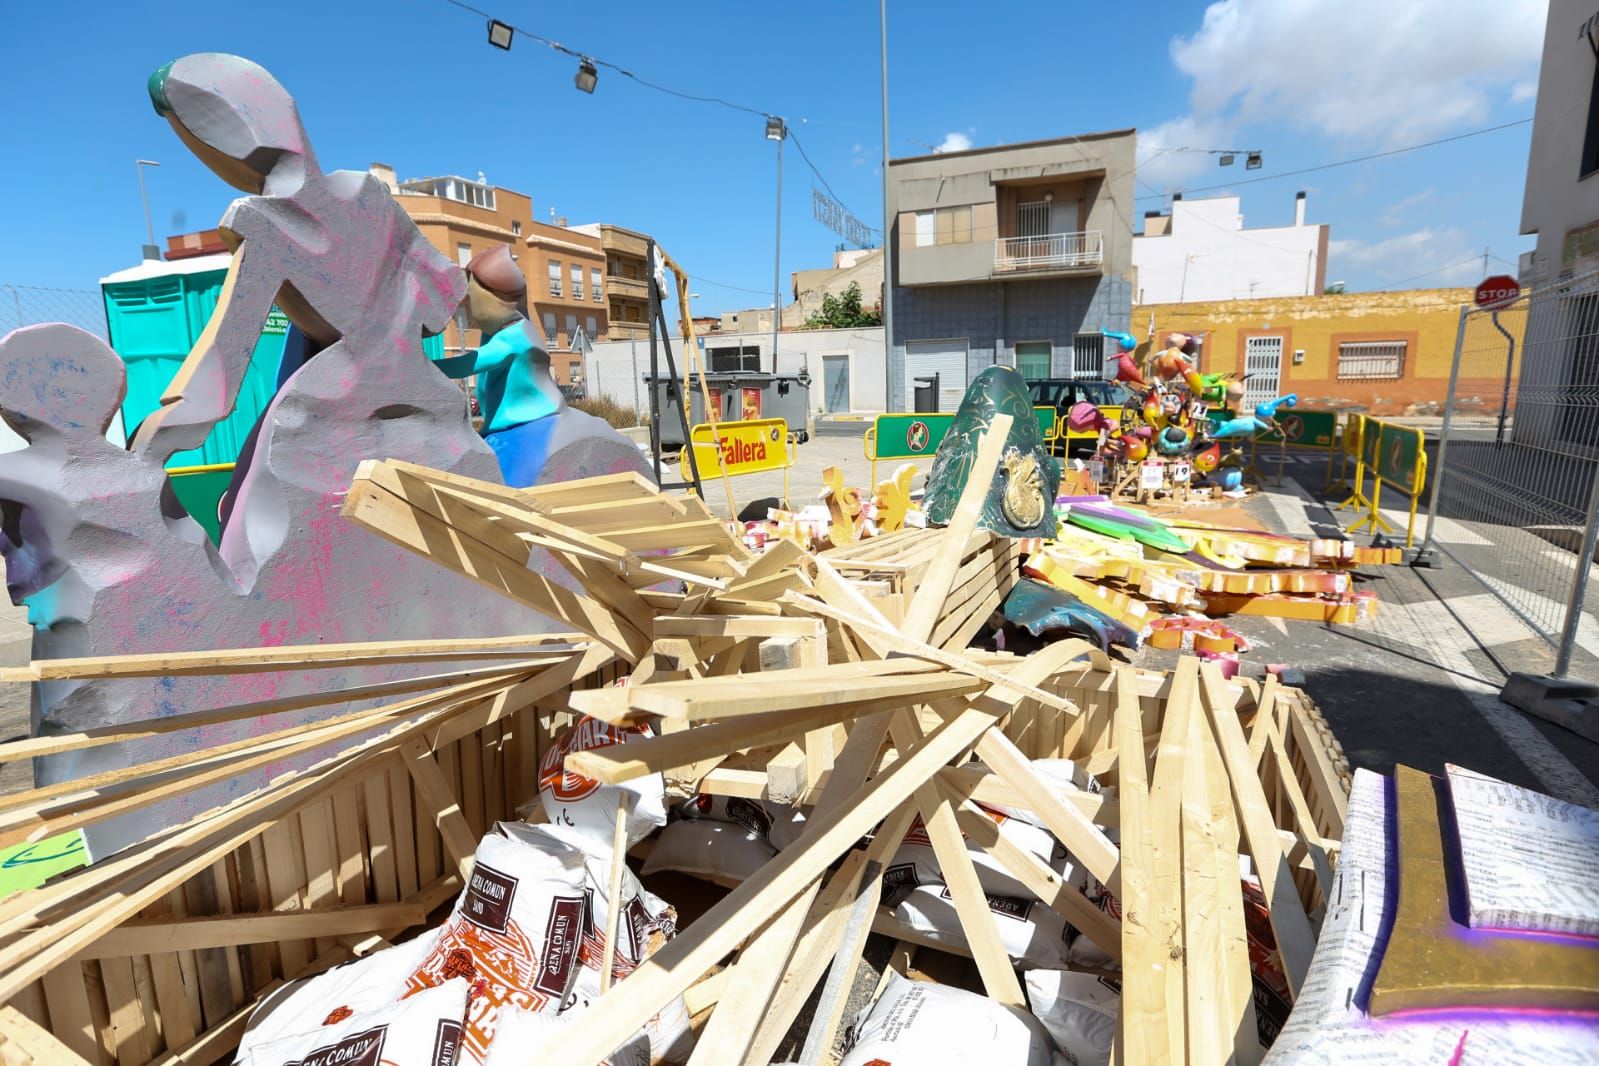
xmin=0 ymin=417 xmax=1349 ymax=1065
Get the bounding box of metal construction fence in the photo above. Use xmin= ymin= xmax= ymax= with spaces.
xmin=0 ymin=283 xmax=107 ymax=341
xmin=1422 ymin=269 xmax=1599 ymax=676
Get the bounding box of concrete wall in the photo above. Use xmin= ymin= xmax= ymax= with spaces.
xmin=1133 ymin=195 xmax=1327 ymax=303
xmin=890 ymin=130 xmax=1138 ymax=288
xmin=1520 ymin=0 xmax=1599 ymax=285
xmin=585 ymin=325 xmax=888 ymax=414
xmin=1138 ymin=288 xmax=1499 ymax=415
xmin=888 ymin=274 xmax=1131 ymax=410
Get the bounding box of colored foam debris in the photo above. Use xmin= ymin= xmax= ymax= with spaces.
xmin=1002 ymin=577 xmax=1141 ymax=653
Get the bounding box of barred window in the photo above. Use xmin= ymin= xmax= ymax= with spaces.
xmin=1337 ymin=340 xmax=1406 ymax=380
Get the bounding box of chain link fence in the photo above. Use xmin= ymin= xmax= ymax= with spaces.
xmin=1 ymin=284 xmax=113 ymax=451
xmin=0 ymin=283 xmax=107 ymax=341
xmin=1422 ymin=269 xmax=1599 ymax=675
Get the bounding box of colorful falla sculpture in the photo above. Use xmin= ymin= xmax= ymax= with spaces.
xmin=428 ymin=245 xmax=648 ymax=488
xmin=1081 ymin=327 xmax=1297 ymax=489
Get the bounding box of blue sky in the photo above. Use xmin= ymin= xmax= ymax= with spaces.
xmin=0 ymin=0 xmax=1545 ymax=313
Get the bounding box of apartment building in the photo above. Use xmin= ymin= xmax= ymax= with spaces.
xmin=569 ymin=223 xmax=655 ymax=340
xmin=1133 ymin=192 xmax=1329 ymax=304
xmin=886 ymin=130 xmax=1137 ymax=410
xmin=372 ymin=164 xmax=602 ymax=388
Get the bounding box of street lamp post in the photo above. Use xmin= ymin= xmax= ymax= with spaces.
xmin=136 ymin=159 xmax=161 ymax=261
xmin=879 ymin=0 xmax=894 ymax=412
xmin=766 ymin=116 xmax=786 ymax=375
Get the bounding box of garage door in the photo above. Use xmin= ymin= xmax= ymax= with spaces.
xmin=904 ymin=339 xmax=969 ymax=410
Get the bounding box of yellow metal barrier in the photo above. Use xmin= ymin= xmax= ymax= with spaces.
xmin=680 ymin=417 xmax=795 ymax=508
xmin=1334 ymin=414 xmax=1372 ymax=516
xmin=1344 ymin=417 xmax=1427 ymax=548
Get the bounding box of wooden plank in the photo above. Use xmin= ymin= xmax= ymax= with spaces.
xmin=97 ymin=959 xmax=149 ymax=1066
xmin=331 ymin=788 xmax=368 ymax=908
xmin=1286 ymin=693 xmax=1348 ymax=837
xmin=628 ymin=669 xmax=987 ymax=723
xmin=0 ymin=659 xmax=556 ymax=769
xmin=1198 ymin=663 xmax=1316 ymax=998
xmin=40 ymin=965 xmax=100 ymax=1066
xmin=940 ymin=779 xmax=1120 ymax=962
xmin=458 ymin=736 xmax=486 ymax=840
xmin=763 ymin=743 xmax=809 ymax=806
xmin=388 ymin=764 xmax=420 ymax=902
xmin=1109 ymin=664 xmax=1173 ymax=1066
xmin=1182 ymin=688 xmax=1260 ymax=1065
xmin=72 ymin=888 xmax=452 ymax=960
xmin=1144 ymin=657 xmax=1195 ymax=1066
xmin=889 ymin=710 xmax=1024 ymax=1006
xmin=362 ymin=774 xmax=400 ymax=905
xmin=403 ymin=741 xmax=478 ymax=881
xmin=900 ymin=414 xmax=1012 ymax=643
xmin=298 ymin=800 xmax=340 ymax=956
xmin=0 ymin=634 xmax=579 ymax=685
xmin=208 ymin=861 xmax=247 ymax=1009
xmin=1266 ymin=722 xmax=1336 ymax=901
xmin=258 ymin=822 xmax=310 ymax=976
xmin=179 ymin=874 xmax=234 ymax=1030
xmin=0 ymin=1006 xmax=94 ymax=1066
xmin=341 ymin=473 xmax=646 ymax=659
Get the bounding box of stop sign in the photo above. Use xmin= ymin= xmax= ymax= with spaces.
xmin=1475 ymin=274 xmax=1521 ymax=309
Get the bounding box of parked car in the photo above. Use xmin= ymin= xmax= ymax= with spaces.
xmin=1027 ymin=378 xmax=1132 ymax=456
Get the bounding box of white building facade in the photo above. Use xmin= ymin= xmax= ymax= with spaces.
xmin=1132 ymin=193 xmax=1329 ymax=304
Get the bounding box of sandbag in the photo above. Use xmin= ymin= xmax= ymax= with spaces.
xmin=1025 ymin=970 xmax=1120 ymax=1066
xmin=404 ymin=830 xmax=589 ymax=1065
xmin=673 ymin=793 xmax=806 ymax=851
xmin=245 ymin=978 xmax=469 ymax=1066
xmin=540 ymin=715 xmax=667 ymax=848
xmin=641 ymin=818 xmax=776 ymax=885
xmin=502 ymin=822 xmax=695 ymax=1062
xmin=890 ymin=883 xmax=1073 ymax=970
xmin=840 ymin=972 xmax=1057 ymax=1066
xmin=236 ymin=931 xmax=440 ymax=1061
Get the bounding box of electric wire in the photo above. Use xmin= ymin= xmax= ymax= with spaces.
xmin=441 ymin=0 xmax=875 ymax=238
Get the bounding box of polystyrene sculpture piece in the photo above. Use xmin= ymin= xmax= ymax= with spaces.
xmin=430 ymin=246 xmax=650 ymax=488
xmin=0 ymin=54 xmax=599 ymax=858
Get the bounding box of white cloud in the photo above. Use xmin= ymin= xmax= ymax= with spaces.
xmin=1511 ymin=79 xmax=1538 ymax=103
xmin=1329 ymin=227 xmax=1482 ymax=289
xmin=1379 ymin=187 xmax=1436 ymax=226
xmin=1165 ymin=0 xmax=1545 ymax=147
xmin=935 ymin=131 xmax=973 ymax=153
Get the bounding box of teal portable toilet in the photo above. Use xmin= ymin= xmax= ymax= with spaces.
xmin=100 ymin=255 xmax=286 ymax=471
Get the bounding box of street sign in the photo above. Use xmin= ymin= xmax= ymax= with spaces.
xmin=1474 ymin=275 xmax=1521 ymax=309
xmin=680 ymin=417 xmax=792 ymax=478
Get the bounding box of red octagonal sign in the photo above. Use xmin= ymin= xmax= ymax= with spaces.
xmin=1474 ymin=274 xmax=1521 ymax=309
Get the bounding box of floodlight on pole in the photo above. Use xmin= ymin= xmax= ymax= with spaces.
xmin=766 ymin=116 xmax=786 ymax=372
xmin=487 ymin=20 xmax=514 ymax=49
xmin=574 ymin=58 xmax=598 ymax=93
xmin=1246 ymin=151 xmax=1263 ymax=170
xmin=1218 ymin=153 xmax=1235 ymax=167
xmin=136 ymin=159 xmax=161 ymax=261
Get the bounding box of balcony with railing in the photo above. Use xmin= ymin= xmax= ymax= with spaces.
xmin=993 ymin=230 xmax=1103 ymax=274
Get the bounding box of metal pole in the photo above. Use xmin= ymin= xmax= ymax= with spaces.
xmin=1419 ymin=303 xmax=1470 ymax=559
xmin=1491 ymin=309 xmax=1516 ymax=446
xmin=879 ymin=0 xmax=895 ymax=412
xmin=1555 ymin=466 xmax=1599 ymax=677
xmin=773 ymin=132 xmax=783 ymax=375
xmin=647 ymin=240 xmax=663 ymax=486
xmin=135 ymin=160 xmax=160 ymax=258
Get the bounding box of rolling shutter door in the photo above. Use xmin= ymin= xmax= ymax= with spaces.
xmin=904 ymin=339 xmax=969 ymax=410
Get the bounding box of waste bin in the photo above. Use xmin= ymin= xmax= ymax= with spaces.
xmin=760 ymin=370 xmax=813 ymax=443
xmin=913 ymin=373 xmax=941 ymax=413
xmin=642 ymin=373 xmax=708 ymax=450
